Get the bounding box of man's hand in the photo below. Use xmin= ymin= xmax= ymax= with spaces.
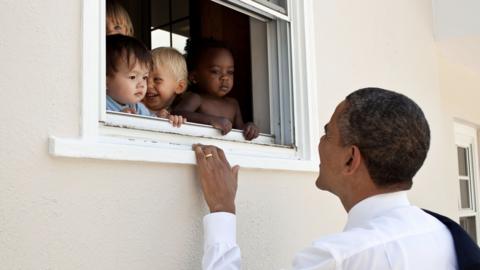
xmin=193 ymin=144 xmax=240 ymax=214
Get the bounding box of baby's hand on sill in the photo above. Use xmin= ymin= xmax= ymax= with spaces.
xmin=243 ymin=122 xmax=259 ymax=141
xmin=212 ymin=117 xmax=233 ymax=135
xmin=157 ymin=109 xmax=186 ymax=128
xmin=157 ymin=108 xmax=170 ymax=118
xmin=168 ymin=114 xmax=186 ymax=128
xmin=121 ymin=107 xmax=136 ymax=114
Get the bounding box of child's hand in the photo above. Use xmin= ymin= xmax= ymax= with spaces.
xmin=121 ymin=107 xmax=136 ymax=114
xmin=212 ymin=117 xmax=233 ymax=135
xmin=157 ymin=108 xmax=170 ymax=118
xmin=168 ymin=114 xmax=186 ymax=128
xmin=243 ymin=122 xmax=259 ymax=140
xmin=157 ymin=109 xmax=186 ymax=127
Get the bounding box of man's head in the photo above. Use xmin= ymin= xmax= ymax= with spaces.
xmin=316 ymin=88 xmax=430 ymax=196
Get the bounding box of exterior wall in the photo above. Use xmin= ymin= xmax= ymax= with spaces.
xmin=438 ymin=54 xmax=480 ymax=125
xmin=0 ymin=0 xmax=464 ymax=269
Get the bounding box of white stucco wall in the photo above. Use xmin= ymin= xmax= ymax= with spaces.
xmin=0 ymin=0 xmax=465 ymax=269
xmin=438 ymin=54 xmax=480 ymax=125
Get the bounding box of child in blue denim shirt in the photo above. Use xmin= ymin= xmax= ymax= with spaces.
xmin=106 ymin=34 xmax=154 ymax=116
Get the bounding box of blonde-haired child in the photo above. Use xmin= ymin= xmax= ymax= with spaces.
xmin=143 ymin=47 xmax=188 ymax=127
xmin=106 ymin=0 xmax=134 ymax=36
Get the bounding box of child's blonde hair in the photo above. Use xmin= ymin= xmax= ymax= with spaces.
xmin=106 ymin=0 xmax=134 ymax=36
xmin=151 ymin=47 xmax=188 ymax=82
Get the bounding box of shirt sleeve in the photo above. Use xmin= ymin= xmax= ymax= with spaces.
xmin=202 ymin=212 xmax=241 ymax=270
xmin=136 ymin=102 xmax=156 ymax=117
xmin=292 ymin=244 xmax=337 ymax=270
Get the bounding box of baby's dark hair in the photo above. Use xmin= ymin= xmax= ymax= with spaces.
xmin=184 ymin=37 xmax=231 ymax=71
xmin=106 ymin=34 xmax=152 ymax=76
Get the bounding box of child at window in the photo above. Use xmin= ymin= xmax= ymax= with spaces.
xmin=106 ymin=0 xmax=134 ymax=36
xmin=173 ymin=38 xmax=260 ymax=140
xmin=143 ymin=47 xmax=188 ymax=127
xmin=106 ymin=34 xmax=153 ymax=116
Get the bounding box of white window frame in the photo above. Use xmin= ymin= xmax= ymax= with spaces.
xmin=48 ymin=0 xmax=319 ymax=171
xmin=454 ymin=122 xmax=480 ymax=242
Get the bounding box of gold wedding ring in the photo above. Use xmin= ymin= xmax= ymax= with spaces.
xmin=205 ymin=153 xmax=213 ymax=158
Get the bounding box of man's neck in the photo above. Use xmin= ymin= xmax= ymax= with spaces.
xmin=341 ymin=186 xmax=401 ymax=212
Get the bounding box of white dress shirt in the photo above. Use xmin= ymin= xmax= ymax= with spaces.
xmin=202 ymin=191 xmax=458 ymax=269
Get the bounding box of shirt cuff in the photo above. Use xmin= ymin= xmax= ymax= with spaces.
xmin=203 ymin=212 xmax=237 ymax=246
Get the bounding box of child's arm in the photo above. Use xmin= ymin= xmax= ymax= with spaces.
xmin=173 ymin=92 xmax=233 ymax=135
xmin=231 ymin=98 xmax=259 ymax=141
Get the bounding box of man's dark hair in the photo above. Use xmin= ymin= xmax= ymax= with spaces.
xmin=184 ymin=37 xmax=231 ymax=72
xmin=106 ymin=34 xmax=152 ymax=76
xmin=337 ymin=87 xmax=430 ymax=190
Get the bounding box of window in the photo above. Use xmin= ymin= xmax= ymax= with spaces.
xmin=454 ymin=122 xmax=480 ymax=243
xmin=104 ymin=0 xmax=293 ymax=145
xmin=49 ymin=0 xmax=319 ymax=171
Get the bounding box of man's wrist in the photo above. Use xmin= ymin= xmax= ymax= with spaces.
xmin=210 ymin=203 xmax=236 ymax=214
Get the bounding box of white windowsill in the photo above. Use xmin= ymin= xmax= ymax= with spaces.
xmin=104 ymin=111 xmax=278 ymax=146
xmin=49 ymin=135 xmax=318 ymax=172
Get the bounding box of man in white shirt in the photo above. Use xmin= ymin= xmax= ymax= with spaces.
xmin=193 ymin=88 xmax=458 ymax=269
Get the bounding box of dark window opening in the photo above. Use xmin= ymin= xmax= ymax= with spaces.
xmin=112 ymin=0 xmax=285 ymax=138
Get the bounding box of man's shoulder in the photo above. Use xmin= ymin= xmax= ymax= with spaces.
xmin=311 ymin=206 xmax=449 ymax=259
xmin=312 ymin=227 xmax=382 ymax=255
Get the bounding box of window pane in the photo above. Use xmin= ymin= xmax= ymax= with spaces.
xmin=267 ymin=0 xmax=286 ymax=7
xmin=250 ymin=18 xmax=270 ymax=133
xmin=460 ymin=180 xmax=471 ymax=209
xmin=253 ymin=0 xmax=287 ymax=13
xmin=151 ymin=29 xmax=170 ymax=49
xmin=150 ymin=0 xmax=190 ymax=52
xmin=151 ymin=0 xmax=169 ymax=27
xmin=457 ymin=146 xmax=469 ymax=176
xmin=171 ymin=0 xmax=189 ymax=21
xmin=460 ymin=216 xmax=477 ymax=243
xmin=170 ymin=21 xmax=189 ymax=53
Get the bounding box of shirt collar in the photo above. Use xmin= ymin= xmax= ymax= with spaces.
xmin=344 ymin=191 xmax=410 ymax=231
xmin=107 ymin=95 xmax=136 ymax=110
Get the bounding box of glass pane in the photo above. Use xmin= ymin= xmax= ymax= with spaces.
xmin=253 ymin=0 xmax=287 ymax=13
xmin=172 ymin=0 xmax=189 ymax=21
xmin=150 ymin=0 xmax=189 ymax=52
xmin=151 ymin=0 xmax=189 ymax=27
xmin=151 ymin=21 xmax=189 ymax=53
xmin=151 ymin=0 xmax=170 ymax=28
xmin=250 ymin=18 xmax=270 ymax=134
xmin=460 ymin=216 xmax=477 ymax=243
xmin=460 ymin=180 xmax=471 ymax=209
xmin=171 ymin=21 xmax=189 ymax=54
xmin=151 ymin=29 xmax=171 ymax=49
xmin=457 ymin=147 xmax=469 ymax=176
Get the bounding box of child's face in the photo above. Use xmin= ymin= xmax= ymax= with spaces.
xmin=107 ymin=57 xmax=149 ymax=105
xmin=143 ymin=65 xmax=182 ymax=110
xmin=193 ymin=48 xmax=234 ymax=97
xmin=106 ymin=16 xmax=129 ymax=36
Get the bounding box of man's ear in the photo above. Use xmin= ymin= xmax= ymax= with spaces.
xmin=175 ymin=79 xmax=187 ymax=94
xmin=344 ymin=145 xmax=361 ymax=175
